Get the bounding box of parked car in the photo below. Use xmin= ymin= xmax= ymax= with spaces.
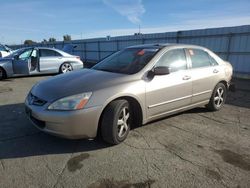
xmin=0 ymin=44 xmax=12 ymax=58
xmin=0 ymin=47 xmax=83 ymax=80
xmin=25 ymin=44 xmax=233 ymax=144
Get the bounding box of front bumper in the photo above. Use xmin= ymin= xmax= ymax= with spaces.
xmin=25 ymin=101 xmax=102 ymax=139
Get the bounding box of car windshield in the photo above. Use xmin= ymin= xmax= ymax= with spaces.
xmin=6 ymin=48 xmax=32 ymax=58
xmin=92 ymin=47 xmax=161 ymax=74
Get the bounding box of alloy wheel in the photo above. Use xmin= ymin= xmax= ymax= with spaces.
xmin=214 ymin=87 xmax=224 ymax=108
xmin=61 ymin=63 xmax=73 ymax=73
xmin=117 ymin=107 xmax=130 ymax=138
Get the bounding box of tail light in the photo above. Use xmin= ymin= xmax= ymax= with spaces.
xmin=76 ymin=56 xmax=80 ymax=60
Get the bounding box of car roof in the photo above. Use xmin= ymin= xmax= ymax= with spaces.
xmin=127 ymin=43 xmax=208 ymax=50
xmin=16 ymin=46 xmax=72 ymax=56
xmin=18 ymin=46 xmax=62 ymax=51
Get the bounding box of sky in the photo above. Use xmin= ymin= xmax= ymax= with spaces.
xmin=0 ymin=0 xmax=250 ymax=44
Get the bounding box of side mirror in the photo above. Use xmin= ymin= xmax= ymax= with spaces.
xmin=153 ymin=66 xmax=170 ymax=75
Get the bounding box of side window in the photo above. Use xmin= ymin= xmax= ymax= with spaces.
xmin=188 ymin=49 xmax=212 ymax=68
xmin=155 ymin=49 xmax=187 ymax=72
xmin=31 ymin=49 xmax=38 ymax=57
xmin=40 ymin=49 xmax=62 ymax=57
xmin=19 ymin=49 xmax=33 ymax=60
xmin=209 ymin=55 xmax=219 ymax=66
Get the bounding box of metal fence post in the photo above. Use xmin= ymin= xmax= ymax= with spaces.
xmin=226 ymin=33 xmax=233 ymax=61
xmin=84 ymin=42 xmax=87 ymax=62
xmin=142 ymin=38 xmax=145 ymax=44
xmin=97 ymin=41 xmax=101 ymax=60
xmin=116 ymin=40 xmax=119 ymax=51
xmin=176 ymin=31 xmax=181 ymax=43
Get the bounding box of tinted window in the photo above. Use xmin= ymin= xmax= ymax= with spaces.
xmin=188 ymin=49 xmax=211 ymax=68
xmin=156 ymin=49 xmax=187 ymax=72
xmin=93 ymin=47 xmax=161 ymax=74
xmin=40 ymin=49 xmax=62 ymax=57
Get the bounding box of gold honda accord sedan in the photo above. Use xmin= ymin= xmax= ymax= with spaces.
xmin=25 ymin=43 xmax=233 ymax=144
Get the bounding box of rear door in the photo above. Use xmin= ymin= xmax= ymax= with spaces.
xmin=185 ymin=48 xmax=220 ymax=104
xmin=12 ymin=48 xmax=33 ymax=75
xmin=39 ymin=49 xmax=63 ymax=73
xmin=146 ymin=48 xmax=192 ymax=120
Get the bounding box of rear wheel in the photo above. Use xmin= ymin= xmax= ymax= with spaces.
xmin=60 ymin=62 xmax=73 ymax=73
xmin=206 ymin=83 xmax=227 ymax=111
xmin=101 ymin=100 xmax=131 ymax=145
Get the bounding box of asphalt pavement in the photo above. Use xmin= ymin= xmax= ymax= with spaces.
xmin=0 ymin=76 xmax=250 ymax=188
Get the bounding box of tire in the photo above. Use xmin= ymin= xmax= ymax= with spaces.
xmin=101 ymin=100 xmax=131 ymax=145
xmin=60 ymin=62 xmax=73 ymax=73
xmin=0 ymin=67 xmax=6 ymax=80
xmin=206 ymin=83 xmax=227 ymax=111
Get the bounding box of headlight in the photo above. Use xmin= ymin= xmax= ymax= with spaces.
xmin=48 ymin=92 xmax=92 ymax=110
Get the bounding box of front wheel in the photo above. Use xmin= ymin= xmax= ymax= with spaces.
xmin=60 ymin=62 xmax=73 ymax=73
xmin=206 ymin=83 xmax=227 ymax=111
xmin=101 ymin=100 xmax=131 ymax=145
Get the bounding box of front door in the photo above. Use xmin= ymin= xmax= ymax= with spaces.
xmin=12 ymin=48 xmax=33 ymax=75
xmin=146 ymin=48 xmax=192 ymax=120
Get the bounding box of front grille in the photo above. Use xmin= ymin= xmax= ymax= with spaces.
xmin=30 ymin=115 xmax=46 ymax=129
xmin=28 ymin=93 xmax=47 ymax=106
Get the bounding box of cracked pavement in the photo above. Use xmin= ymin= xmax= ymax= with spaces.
xmin=0 ymin=76 xmax=250 ymax=188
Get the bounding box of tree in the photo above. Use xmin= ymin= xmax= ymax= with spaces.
xmin=48 ymin=38 xmax=56 ymax=42
xmin=24 ymin=40 xmax=35 ymax=45
xmin=41 ymin=39 xmax=47 ymax=44
xmin=63 ymin=34 xmax=71 ymax=41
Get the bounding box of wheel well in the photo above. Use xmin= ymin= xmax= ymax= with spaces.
xmin=121 ymin=96 xmax=143 ymax=128
xmin=0 ymin=66 xmax=7 ymax=79
xmin=97 ymin=96 xmax=143 ymax=137
xmin=218 ymin=80 xmax=228 ymax=89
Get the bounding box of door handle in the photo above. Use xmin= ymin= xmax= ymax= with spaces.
xmin=213 ymin=69 xmax=219 ymax=73
xmin=183 ymin=75 xmax=191 ymax=80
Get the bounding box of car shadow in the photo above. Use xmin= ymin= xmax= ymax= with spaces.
xmin=225 ymin=78 xmax=250 ymax=109
xmin=0 ymin=103 xmax=109 ymax=160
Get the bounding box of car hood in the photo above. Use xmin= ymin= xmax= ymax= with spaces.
xmin=31 ymin=69 xmax=136 ymax=102
xmin=0 ymin=57 xmax=12 ymax=64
